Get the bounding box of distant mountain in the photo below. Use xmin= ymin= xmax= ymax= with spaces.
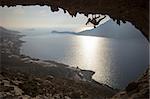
xmin=51 ymin=19 xmax=144 ymax=39
xmin=78 ymin=19 xmax=143 ymax=39
xmin=51 ymin=30 xmax=77 ymax=35
xmin=0 ymin=26 xmax=23 ymax=38
xmin=0 ymin=26 xmax=20 ymax=34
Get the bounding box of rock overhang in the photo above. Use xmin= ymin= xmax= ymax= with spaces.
xmin=0 ymin=0 xmax=149 ymax=40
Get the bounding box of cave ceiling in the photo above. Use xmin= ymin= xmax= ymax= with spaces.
xmin=0 ymin=0 xmax=149 ymax=40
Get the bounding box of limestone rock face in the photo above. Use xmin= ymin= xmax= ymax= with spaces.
xmin=112 ymin=69 xmax=149 ymax=99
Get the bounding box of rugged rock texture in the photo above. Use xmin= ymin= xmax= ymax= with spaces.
xmin=0 ymin=0 xmax=149 ymax=40
xmin=0 ymin=68 xmax=117 ymax=99
xmin=112 ymin=68 xmax=149 ymax=99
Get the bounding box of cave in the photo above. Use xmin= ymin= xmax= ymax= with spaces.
xmin=1 ymin=0 xmax=149 ymax=40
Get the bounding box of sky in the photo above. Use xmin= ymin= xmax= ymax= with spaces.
xmin=0 ymin=6 xmax=110 ymax=32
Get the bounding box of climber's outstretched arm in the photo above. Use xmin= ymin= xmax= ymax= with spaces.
xmin=95 ymin=15 xmax=101 ymax=19
xmin=97 ymin=15 xmax=106 ymax=23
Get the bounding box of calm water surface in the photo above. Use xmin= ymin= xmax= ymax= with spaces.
xmin=20 ymin=27 xmax=148 ymax=89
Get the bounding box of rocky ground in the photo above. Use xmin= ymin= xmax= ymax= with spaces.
xmin=112 ymin=68 xmax=149 ymax=99
xmin=0 ymin=67 xmax=116 ymax=99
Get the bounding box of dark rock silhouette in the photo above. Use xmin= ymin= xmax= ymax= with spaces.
xmin=112 ymin=69 xmax=149 ymax=99
xmin=0 ymin=0 xmax=149 ymax=40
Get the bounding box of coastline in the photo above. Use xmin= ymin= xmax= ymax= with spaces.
xmin=0 ymin=27 xmax=117 ymax=98
xmin=1 ymin=26 xmax=148 ymax=98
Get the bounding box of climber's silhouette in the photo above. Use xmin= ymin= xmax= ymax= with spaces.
xmin=86 ymin=15 xmax=106 ymax=28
